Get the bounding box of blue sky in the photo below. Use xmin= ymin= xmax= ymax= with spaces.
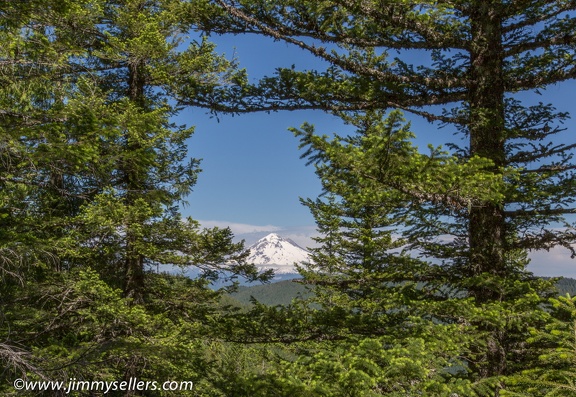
xmin=180 ymin=35 xmax=351 ymax=242
xmin=177 ymin=33 xmax=576 ymax=277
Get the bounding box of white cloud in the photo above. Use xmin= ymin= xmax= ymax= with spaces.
xmin=528 ymin=247 xmax=576 ymax=278
xmin=278 ymin=226 xmax=319 ymax=249
xmin=198 ymin=220 xmax=282 ymax=235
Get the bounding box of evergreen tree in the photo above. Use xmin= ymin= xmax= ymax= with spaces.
xmin=297 ymin=112 xmax=429 ymax=337
xmin=59 ymin=0 xmax=260 ymax=302
xmin=0 ymin=0 xmax=261 ymax=298
xmin=201 ymin=0 xmax=576 ymax=389
xmin=293 ymin=111 xmax=495 ymax=394
xmin=0 ymin=0 xmax=266 ymax=387
xmin=0 ymin=0 xmax=109 ymax=378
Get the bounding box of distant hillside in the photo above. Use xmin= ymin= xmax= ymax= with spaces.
xmin=228 ymin=279 xmax=313 ymax=306
xmin=552 ymin=277 xmax=576 ymax=296
xmin=226 ymin=277 xmax=576 ymax=307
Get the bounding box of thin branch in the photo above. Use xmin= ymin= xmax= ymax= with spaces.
xmin=505 ymin=208 xmax=576 ymax=217
xmin=505 ymin=33 xmax=576 ymax=57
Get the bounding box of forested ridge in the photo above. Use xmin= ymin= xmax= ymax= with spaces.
xmin=230 ymin=277 xmax=576 ymax=308
xmin=2 ymin=1 xmax=576 ymax=396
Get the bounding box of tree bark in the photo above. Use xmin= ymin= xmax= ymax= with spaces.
xmin=123 ymin=60 xmax=146 ymax=304
xmin=467 ymin=1 xmax=507 ymax=383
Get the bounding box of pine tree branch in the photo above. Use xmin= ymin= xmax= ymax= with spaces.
xmin=508 ymin=142 xmax=576 ymax=164
xmin=503 ymin=1 xmax=576 ymax=33
xmin=512 ymin=230 xmax=576 ymax=256
xmin=186 ymin=87 xmax=466 ymax=115
xmin=212 ymin=1 xmax=469 ymax=50
xmin=505 ymin=32 xmax=576 ymax=57
xmin=505 ymin=207 xmax=576 ymax=217
xmin=519 ymin=164 xmax=576 ymax=174
xmin=355 ymin=170 xmax=476 ymax=212
xmin=0 ymin=342 xmax=46 ymax=380
xmin=507 ymin=64 xmax=576 ymax=91
xmin=215 ymin=1 xmax=467 ymax=91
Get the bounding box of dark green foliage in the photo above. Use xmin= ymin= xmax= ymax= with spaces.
xmin=1 ymin=268 xmax=235 ymax=396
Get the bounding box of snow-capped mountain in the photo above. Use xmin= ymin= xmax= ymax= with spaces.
xmin=246 ymin=233 xmax=311 ymax=274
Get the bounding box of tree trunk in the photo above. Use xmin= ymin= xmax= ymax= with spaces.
xmin=467 ymin=1 xmax=507 ymax=382
xmin=123 ymin=60 xmax=146 ymax=303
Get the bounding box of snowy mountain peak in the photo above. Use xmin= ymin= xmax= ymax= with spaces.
xmin=247 ymin=233 xmax=310 ymax=274
xmin=261 ymin=233 xmax=282 ymax=243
